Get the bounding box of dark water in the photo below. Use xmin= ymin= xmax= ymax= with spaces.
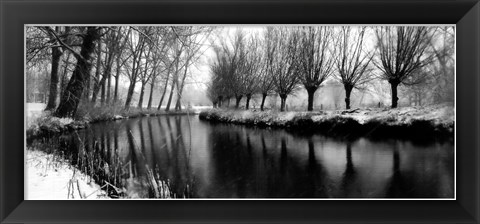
xmin=30 ymin=115 xmax=454 ymax=198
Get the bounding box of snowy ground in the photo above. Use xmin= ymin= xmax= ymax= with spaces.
xmin=26 ymin=149 xmax=109 ymax=200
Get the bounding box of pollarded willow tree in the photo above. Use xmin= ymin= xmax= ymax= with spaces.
xmin=243 ymin=34 xmax=263 ymax=110
xmin=270 ymin=27 xmax=302 ymax=112
xmin=333 ymin=26 xmax=374 ymax=109
xmin=210 ymin=29 xmax=249 ymax=109
xmin=297 ymin=26 xmax=336 ymax=111
xmin=257 ymin=29 xmax=276 ymax=111
xmin=374 ymin=26 xmax=434 ymax=108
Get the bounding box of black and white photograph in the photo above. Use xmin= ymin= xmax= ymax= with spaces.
xmin=25 ymin=25 xmax=455 ymax=199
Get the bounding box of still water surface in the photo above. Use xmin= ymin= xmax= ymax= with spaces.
xmin=31 ymin=115 xmax=454 ymax=198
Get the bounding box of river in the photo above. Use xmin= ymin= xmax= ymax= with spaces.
xmin=28 ymin=115 xmax=454 ymax=198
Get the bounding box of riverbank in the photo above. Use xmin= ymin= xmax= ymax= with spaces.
xmin=199 ymin=104 xmax=454 ymax=140
xmin=26 ymin=104 xmax=203 ymax=141
xmin=26 ymin=149 xmax=109 ymax=199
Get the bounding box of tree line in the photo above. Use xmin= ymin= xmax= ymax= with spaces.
xmin=207 ymin=26 xmax=454 ymax=111
xmin=26 ymin=26 xmax=212 ymax=118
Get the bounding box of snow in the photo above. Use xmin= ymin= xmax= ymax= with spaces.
xmin=200 ymin=104 xmax=455 ymax=136
xmin=340 ymin=104 xmax=454 ymax=126
xmin=113 ymin=115 xmax=124 ymax=120
xmin=26 ymin=103 xmax=46 ymax=127
xmin=26 ymin=150 xmax=109 ymax=200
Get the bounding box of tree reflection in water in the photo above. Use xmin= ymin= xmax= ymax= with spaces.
xmin=32 ymin=116 xmax=454 ymax=198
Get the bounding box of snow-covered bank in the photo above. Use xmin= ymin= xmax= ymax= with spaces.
xmin=199 ymin=104 xmax=454 ymax=140
xmin=26 ymin=106 xmax=202 ymax=141
xmin=26 ymin=149 xmax=109 ymax=199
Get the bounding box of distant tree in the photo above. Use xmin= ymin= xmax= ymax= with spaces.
xmin=208 ymin=44 xmax=232 ymax=108
xmin=209 ymin=29 xmax=249 ymax=109
xmin=429 ymin=27 xmax=455 ymax=104
xmin=32 ymin=26 xmax=75 ymax=111
xmin=333 ymin=27 xmax=374 ymax=109
xmin=374 ymin=26 xmax=433 ymax=108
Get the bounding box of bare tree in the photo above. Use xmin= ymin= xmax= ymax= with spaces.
xmin=174 ymin=27 xmax=212 ymax=111
xmin=90 ymin=38 xmax=103 ymax=103
xmin=243 ymin=35 xmax=262 ymax=110
xmin=208 ymin=29 xmax=248 ymax=109
xmin=124 ymin=26 xmax=150 ymax=109
xmin=54 ymin=27 xmax=102 ymax=117
xmin=43 ymin=27 xmax=65 ymax=110
xmin=257 ymin=29 xmax=276 ymax=111
xmin=33 ymin=26 xmax=77 ymax=111
xmin=164 ymin=35 xmax=185 ymax=111
xmin=208 ymin=44 xmax=232 ymax=108
xmin=270 ymin=27 xmax=301 ymax=112
xmin=429 ymin=27 xmax=455 ymax=104
xmin=298 ymin=26 xmax=336 ymax=111
xmin=333 ymin=27 xmax=374 ymax=109
xmin=147 ymin=28 xmax=172 ymax=110
xmin=228 ymin=29 xmax=248 ymax=109
xmin=137 ymin=46 xmax=153 ymax=109
xmin=374 ymin=26 xmax=433 ymax=108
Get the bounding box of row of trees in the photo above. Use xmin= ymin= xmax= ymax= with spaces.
xmin=27 ymin=26 xmax=212 ymax=117
xmin=207 ymin=26 xmax=454 ymax=111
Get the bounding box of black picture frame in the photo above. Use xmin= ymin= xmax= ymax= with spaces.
xmin=1 ymin=0 xmax=479 ymax=223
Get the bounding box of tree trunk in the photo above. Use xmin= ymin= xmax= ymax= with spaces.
xmin=157 ymin=69 xmax=171 ymax=110
xmin=245 ymin=94 xmax=252 ymax=110
xmin=260 ymin=93 xmax=267 ymax=111
xmin=174 ymin=98 xmax=181 ymax=111
xmin=147 ymin=77 xmax=155 ymax=110
xmin=106 ymin=69 xmax=111 ymax=104
xmin=344 ymin=85 xmax=353 ymax=110
xmin=174 ymin=79 xmax=182 ymax=111
xmin=218 ymin=96 xmax=223 ymax=108
xmin=306 ymin=87 xmax=316 ymax=111
xmin=92 ymin=69 xmax=110 ymax=105
xmin=235 ymin=95 xmax=242 ymax=109
xmin=124 ymin=81 xmax=136 ymax=110
xmin=280 ymin=94 xmax=287 ymax=112
xmin=137 ymin=82 xmax=146 ymax=109
xmin=91 ymin=41 xmax=102 ymax=103
xmin=174 ymin=59 xmax=191 ymax=111
xmin=100 ymin=79 xmax=106 ymax=105
xmin=113 ymin=56 xmax=120 ymax=103
xmin=389 ymin=80 xmax=399 ymax=108
xmin=45 ymin=46 xmax=62 ymax=111
xmin=165 ymin=78 xmax=176 ymax=112
xmin=55 ymin=27 xmax=100 ymax=118
xmin=59 ymin=53 xmax=71 ymax=98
